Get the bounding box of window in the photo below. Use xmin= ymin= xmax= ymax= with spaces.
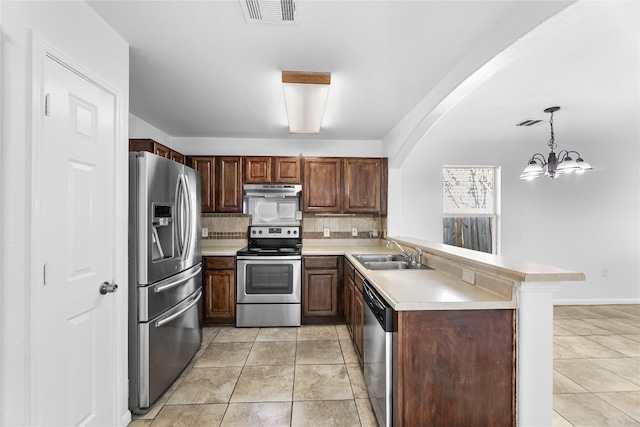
xmin=442 ymin=166 xmax=500 ymax=254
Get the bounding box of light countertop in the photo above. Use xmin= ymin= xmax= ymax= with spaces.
xmin=201 ymin=238 xmax=585 ymax=311
xmin=303 ymin=243 xmax=516 ymax=311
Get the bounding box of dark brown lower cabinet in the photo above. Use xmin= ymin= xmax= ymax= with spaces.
xmin=302 ymin=256 xmax=344 ymax=324
xmin=395 ymin=309 xmax=515 ymax=426
xmin=203 ymin=257 xmax=236 ymax=325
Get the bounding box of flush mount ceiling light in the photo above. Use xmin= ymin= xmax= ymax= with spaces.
xmin=520 ymin=106 xmax=592 ymax=180
xmin=282 ymin=71 xmax=331 ymax=134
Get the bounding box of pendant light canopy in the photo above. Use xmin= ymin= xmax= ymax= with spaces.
xmin=520 ymin=106 xmax=592 ymax=180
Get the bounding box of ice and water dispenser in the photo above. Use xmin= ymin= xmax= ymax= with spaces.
xmin=151 ymin=203 xmax=173 ymax=261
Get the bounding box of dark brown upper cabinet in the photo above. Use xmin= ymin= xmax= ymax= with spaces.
xmin=129 ymin=138 xmax=184 ymax=164
xmin=303 ymin=158 xmax=342 ymax=213
xmin=303 ymin=157 xmax=387 ymax=214
xmin=216 ymin=156 xmax=242 ymax=212
xmin=244 ymin=156 xmax=302 ymax=184
xmin=187 ymin=156 xmax=216 ymax=213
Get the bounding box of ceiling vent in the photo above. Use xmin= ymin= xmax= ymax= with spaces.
xmin=515 ymin=119 xmax=543 ymax=127
xmin=241 ymin=0 xmax=299 ymax=24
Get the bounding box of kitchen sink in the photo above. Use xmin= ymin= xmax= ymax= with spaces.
xmin=353 ymin=254 xmax=406 ymax=263
xmin=352 ymin=254 xmax=433 ymax=270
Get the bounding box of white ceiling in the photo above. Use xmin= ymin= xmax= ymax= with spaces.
xmin=87 ymin=0 xmax=639 ymax=154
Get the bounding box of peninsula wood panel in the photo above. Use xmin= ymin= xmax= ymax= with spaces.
xmin=303 ymin=158 xmax=341 ymax=212
xmin=395 ymin=309 xmax=515 ymax=426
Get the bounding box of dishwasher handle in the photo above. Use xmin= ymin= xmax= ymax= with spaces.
xmin=363 ymin=281 xmax=394 ymax=332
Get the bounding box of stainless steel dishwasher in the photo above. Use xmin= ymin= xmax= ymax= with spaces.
xmin=363 ymin=280 xmax=394 ymax=427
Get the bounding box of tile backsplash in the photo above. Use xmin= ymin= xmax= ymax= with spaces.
xmin=201 ymin=213 xmax=385 ymax=240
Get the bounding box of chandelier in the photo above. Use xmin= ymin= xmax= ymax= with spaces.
xmin=520 ymin=106 xmax=592 ymax=180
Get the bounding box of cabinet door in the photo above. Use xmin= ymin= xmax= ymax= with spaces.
xmin=129 ymin=138 xmax=170 ymax=159
xmin=343 ymin=158 xmax=381 ymax=212
xmin=352 ymin=286 xmax=364 ymax=364
xmin=153 ymin=143 xmax=170 ymax=159
xmin=303 ymin=269 xmax=339 ymax=317
xmin=170 ymin=151 xmax=184 ymax=164
xmin=203 ymin=268 xmax=235 ymax=324
xmin=344 ymin=272 xmax=354 ymax=335
xmin=303 ymin=158 xmax=341 ymax=212
xmin=274 ymin=157 xmax=301 ymax=183
xmin=217 ymin=156 xmax=242 ymax=212
xmin=244 ymin=157 xmax=272 ymax=183
xmin=188 ymin=156 xmax=215 ymax=213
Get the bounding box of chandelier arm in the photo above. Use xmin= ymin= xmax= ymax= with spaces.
xmin=530 ymin=153 xmax=547 ymax=165
xmin=557 ymin=149 xmax=570 ymax=162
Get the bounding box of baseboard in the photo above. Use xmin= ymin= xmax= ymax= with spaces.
xmin=121 ymin=410 xmax=132 ymax=426
xmin=554 ymin=298 xmax=640 ymax=305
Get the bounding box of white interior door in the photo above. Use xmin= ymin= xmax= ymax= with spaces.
xmin=33 ymin=54 xmax=119 ymax=426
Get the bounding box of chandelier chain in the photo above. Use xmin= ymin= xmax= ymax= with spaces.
xmin=547 ymin=110 xmax=557 ymax=152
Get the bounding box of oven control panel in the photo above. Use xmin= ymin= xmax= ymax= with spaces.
xmin=249 ymin=226 xmax=300 ymax=238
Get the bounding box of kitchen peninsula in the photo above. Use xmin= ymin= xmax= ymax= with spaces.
xmin=202 ymin=236 xmax=585 ymax=426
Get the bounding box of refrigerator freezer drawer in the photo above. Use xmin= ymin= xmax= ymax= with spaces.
xmin=138 ymin=263 xmax=202 ymax=321
xmin=132 ymin=288 xmax=203 ymax=413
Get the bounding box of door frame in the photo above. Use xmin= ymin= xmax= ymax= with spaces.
xmin=28 ymin=32 xmax=130 ymax=425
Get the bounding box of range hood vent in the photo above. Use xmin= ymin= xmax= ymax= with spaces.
xmin=241 ymin=0 xmax=298 ymax=24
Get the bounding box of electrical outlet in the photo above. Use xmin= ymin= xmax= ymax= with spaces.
xmin=201 ymin=227 xmax=209 ymax=238
xmin=351 ymin=227 xmax=358 ymax=237
xmin=372 ymin=227 xmax=379 ymax=237
xmin=462 ymin=269 xmax=475 ymax=284
xmin=323 ymin=228 xmax=330 ymax=237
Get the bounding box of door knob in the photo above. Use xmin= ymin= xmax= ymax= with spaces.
xmin=99 ymin=282 xmax=118 ymax=295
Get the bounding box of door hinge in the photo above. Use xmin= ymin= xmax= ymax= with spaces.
xmin=44 ymin=93 xmax=51 ymax=116
xmin=43 ymin=263 xmax=47 ymax=286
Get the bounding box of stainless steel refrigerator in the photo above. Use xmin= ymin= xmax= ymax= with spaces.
xmin=128 ymin=152 xmax=203 ymax=414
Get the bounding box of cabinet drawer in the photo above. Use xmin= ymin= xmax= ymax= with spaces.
xmin=205 ymin=257 xmax=235 ymax=270
xmin=304 ymin=256 xmax=339 ymax=269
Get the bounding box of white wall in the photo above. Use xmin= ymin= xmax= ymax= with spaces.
xmin=0 ymin=2 xmax=129 ymax=424
xmin=129 ymin=113 xmax=173 ymax=147
xmin=394 ymin=130 xmax=640 ymax=303
xmin=129 ymin=113 xmax=384 ymax=158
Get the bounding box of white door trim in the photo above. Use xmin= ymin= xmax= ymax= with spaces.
xmin=29 ymin=31 xmax=130 ymax=426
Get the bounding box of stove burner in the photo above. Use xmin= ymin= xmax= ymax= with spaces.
xmin=239 ymin=225 xmax=302 ymax=257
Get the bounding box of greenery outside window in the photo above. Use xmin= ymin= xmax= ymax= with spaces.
xmin=442 ymin=166 xmax=500 ymax=254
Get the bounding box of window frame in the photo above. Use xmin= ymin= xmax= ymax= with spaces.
xmin=442 ymin=165 xmax=501 ymax=255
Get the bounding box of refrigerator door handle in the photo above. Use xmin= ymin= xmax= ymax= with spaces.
xmin=154 ymin=264 xmax=202 ymax=294
xmin=155 ymin=289 xmax=202 ymax=328
xmin=176 ymin=173 xmax=193 ymax=261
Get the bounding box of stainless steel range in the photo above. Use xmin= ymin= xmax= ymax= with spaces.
xmin=236 ymin=225 xmax=302 ymax=327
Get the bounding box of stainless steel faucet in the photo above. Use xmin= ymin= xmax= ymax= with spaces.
xmin=386 ymin=240 xmax=423 ymax=268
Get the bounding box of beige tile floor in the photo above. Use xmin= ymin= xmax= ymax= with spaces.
xmin=553 ymin=305 xmax=640 ymax=427
xmin=129 ymin=324 xmax=377 ymax=427
xmin=129 ymin=305 xmax=640 ymax=427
